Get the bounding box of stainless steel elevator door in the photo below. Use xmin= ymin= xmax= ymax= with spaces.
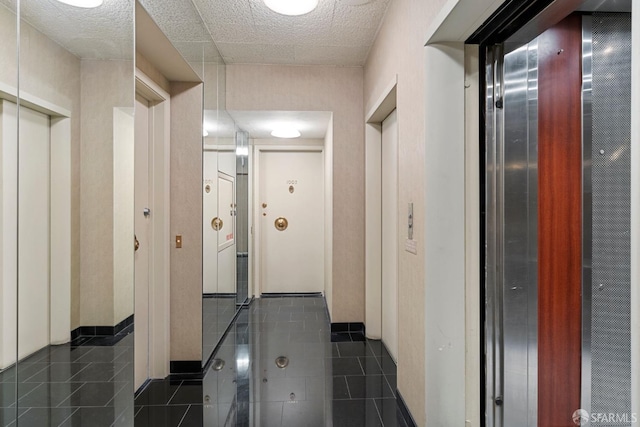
xmin=583 ymin=13 xmax=632 ymax=423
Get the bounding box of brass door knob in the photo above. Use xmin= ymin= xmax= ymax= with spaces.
xmin=274 ymin=217 xmax=288 ymax=231
xmin=134 ymin=235 xmax=140 ymax=252
xmin=211 ymin=217 xmax=223 ymax=231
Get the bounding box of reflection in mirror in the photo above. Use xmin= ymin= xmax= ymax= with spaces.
xmin=0 ymin=0 xmax=135 ymax=424
xmin=203 ymin=111 xmax=239 ymax=365
xmin=235 ymin=130 xmax=250 ymax=306
xmin=0 ymin=0 xmax=18 ymax=424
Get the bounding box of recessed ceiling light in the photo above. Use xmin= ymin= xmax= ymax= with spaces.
xmin=55 ymin=0 xmax=103 ymax=8
xmin=263 ymin=0 xmax=318 ymax=16
xmin=271 ymin=127 xmax=301 ymax=138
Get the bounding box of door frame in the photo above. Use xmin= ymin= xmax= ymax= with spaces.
xmin=364 ymin=76 xmax=398 ymax=341
xmin=253 ymin=145 xmax=325 ymax=297
xmin=134 ymin=70 xmax=171 ymax=382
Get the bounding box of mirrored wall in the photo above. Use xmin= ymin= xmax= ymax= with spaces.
xmin=0 ymin=0 xmax=135 ymax=424
xmin=0 ymin=0 xmax=250 ymax=425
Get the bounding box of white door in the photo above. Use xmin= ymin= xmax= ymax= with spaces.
xmin=217 ymin=170 xmax=236 ymax=294
xmin=382 ymin=109 xmax=398 ymax=362
xmin=18 ymin=105 xmax=51 ymax=360
xmin=260 ymin=150 xmax=324 ymax=294
xmin=134 ymin=93 xmax=150 ymax=391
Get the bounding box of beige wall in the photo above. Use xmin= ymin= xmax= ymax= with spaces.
xmin=227 ymin=64 xmax=364 ymax=322
xmin=170 ymin=81 xmax=203 ymax=362
xmin=363 ymin=0 xmax=450 ymax=424
xmin=80 ymin=60 xmax=134 ymax=326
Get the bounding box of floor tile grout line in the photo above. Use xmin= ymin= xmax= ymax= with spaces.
xmin=166 ymin=380 xmax=184 ymax=405
xmin=175 ymin=403 xmax=191 ymax=427
xmin=57 ymin=407 xmax=80 ymax=427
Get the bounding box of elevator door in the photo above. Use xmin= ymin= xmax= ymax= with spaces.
xmin=18 ymin=105 xmax=51 ymax=361
xmin=486 ymin=12 xmax=632 ymax=427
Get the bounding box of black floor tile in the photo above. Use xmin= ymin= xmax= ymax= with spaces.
xmin=58 ymin=382 xmax=125 ymax=407
xmin=330 ymin=332 xmax=352 ymax=342
xmin=168 ymin=381 xmax=203 ymax=405
xmin=332 ymin=399 xmax=383 ymax=427
xmin=359 ymin=357 xmax=383 ymax=375
xmin=135 ymin=380 xmax=181 ymax=406
xmin=18 ymin=382 xmax=84 ymax=408
xmin=378 ymin=354 xmax=397 ymax=376
xmin=335 ymin=342 xmax=374 ymax=358
xmin=134 ymin=405 xmax=189 ymax=427
xmin=329 ymin=358 xmax=364 ymax=376
xmin=332 ymin=376 xmax=350 ymax=399
xmin=68 ymin=363 xmax=126 ymax=382
xmin=345 ymin=375 xmax=395 ymax=399
xmin=350 ymin=333 xmax=367 ymax=342
xmin=22 ymin=363 xmax=90 ymax=383
xmin=177 ymin=404 xmax=202 ymax=426
xmin=15 ymin=407 xmax=77 ymax=427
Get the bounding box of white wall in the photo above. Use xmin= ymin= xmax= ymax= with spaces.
xmin=423 ymin=42 xmax=466 ymax=426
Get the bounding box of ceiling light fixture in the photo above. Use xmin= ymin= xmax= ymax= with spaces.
xmin=55 ymin=0 xmax=103 ymax=8
xmin=263 ymin=0 xmax=318 ymax=16
xmin=271 ymin=127 xmax=301 ymax=138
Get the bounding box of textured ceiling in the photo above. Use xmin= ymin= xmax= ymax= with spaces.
xmin=1 ymin=0 xmax=390 ymax=65
xmin=192 ymin=0 xmax=390 ymax=65
xmin=0 ymin=0 xmax=133 ymax=60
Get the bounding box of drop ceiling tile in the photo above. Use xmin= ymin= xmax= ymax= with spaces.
xmin=193 ymin=0 xmax=254 ymax=25
xmin=253 ymin=21 xmax=334 ymax=46
xmin=208 ymin=22 xmax=259 ymax=44
xmin=333 ymin=0 xmax=389 ymax=29
xmin=327 ymin=24 xmax=378 ymax=46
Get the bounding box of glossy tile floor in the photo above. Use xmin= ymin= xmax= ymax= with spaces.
xmin=136 ymin=296 xmax=411 ymax=426
xmin=0 ymin=334 xmax=134 ymax=427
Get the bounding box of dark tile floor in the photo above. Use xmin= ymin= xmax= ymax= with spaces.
xmin=0 ymin=334 xmax=134 ymax=427
xmin=136 ymin=296 xmax=411 ymax=427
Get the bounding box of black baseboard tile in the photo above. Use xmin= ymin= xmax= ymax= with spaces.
xmin=71 ymin=314 xmax=134 ymax=339
xmin=170 ymin=360 xmax=202 ymax=374
xmin=397 ymin=390 xmax=418 ymax=427
xmin=330 ymin=322 xmax=365 ymax=333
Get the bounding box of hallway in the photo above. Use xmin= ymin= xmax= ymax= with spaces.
xmin=135 ymin=296 xmax=410 ymax=426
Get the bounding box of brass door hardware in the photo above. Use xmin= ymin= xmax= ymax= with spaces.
xmin=134 ymin=235 xmax=140 ymax=251
xmin=262 ymin=203 xmax=267 ymax=208
xmin=176 ymin=235 xmax=182 ymax=248
xmin=289 ymin=185 xmax=294 ymax=193
xmin=211 ymin=217 xmax=223 ymax=231
xmin=274 ymin=217 xmax=288 ymax=231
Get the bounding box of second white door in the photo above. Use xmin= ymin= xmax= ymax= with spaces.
xmin=259 ymin=150 xmax=324 ymax=294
